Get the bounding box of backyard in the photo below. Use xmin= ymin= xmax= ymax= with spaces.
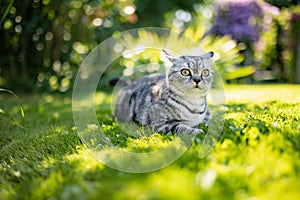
xmin=1 ymin=0 xmax=300 ymax=199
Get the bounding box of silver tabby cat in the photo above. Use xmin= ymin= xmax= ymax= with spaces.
xmin=114 ymin=50 xmax=214 ymax=135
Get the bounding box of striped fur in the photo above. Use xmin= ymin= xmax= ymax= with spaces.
xmin=114 ymin=50 xmax=214 ymax=135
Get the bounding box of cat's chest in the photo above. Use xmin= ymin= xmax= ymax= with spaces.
xmin=184 ymin=106 xmax=206 ymax=127
xmin=173 ymin=98 xmax=207 ymax=127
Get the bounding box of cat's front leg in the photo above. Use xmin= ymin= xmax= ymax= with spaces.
xmin=203 ymin=108 xmax=211 ymax=127
xmin=149 ymin=105 xmax=204 ymax=136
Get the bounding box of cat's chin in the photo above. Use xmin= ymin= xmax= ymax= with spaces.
xmin=192 ymin=87 xmax=210 ymax=96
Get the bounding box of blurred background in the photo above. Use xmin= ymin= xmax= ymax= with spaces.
xmin=0 ymin=0 xmax=300 ymax=93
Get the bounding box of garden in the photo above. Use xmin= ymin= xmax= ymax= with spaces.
xmin=1 ymin=0 xmax=300 ymax=199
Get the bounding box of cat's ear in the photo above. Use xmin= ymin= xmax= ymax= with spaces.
xmin=162 ymin=49 xmax=180 ymax=63
xmin=201 ymin=51 xmax=214 ymax=59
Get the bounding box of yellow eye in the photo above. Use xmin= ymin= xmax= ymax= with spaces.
xmin=201 ymin=69 xmax=210 ymax=77
xmin=181 ymin=69 xmax=191 ymax=76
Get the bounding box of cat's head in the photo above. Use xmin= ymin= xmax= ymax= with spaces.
xmin=163 ymin=49 xmax=214 ymax=96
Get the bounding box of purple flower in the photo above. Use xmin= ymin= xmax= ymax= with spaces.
xmin=211 ymin=0 xmax=264 ymax=43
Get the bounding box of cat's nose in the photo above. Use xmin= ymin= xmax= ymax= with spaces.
xmin=193 ymin=78 xmax=201 ymax=85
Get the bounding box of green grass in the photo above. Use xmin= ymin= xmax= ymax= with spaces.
xmin=1 ymin=85 xmax=300 ymax=200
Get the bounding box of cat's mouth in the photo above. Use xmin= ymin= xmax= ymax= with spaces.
xmin=193 ymin=82 xmax=203 ymax=89
xmin=193 ymin=84 xmax=205 ymax=90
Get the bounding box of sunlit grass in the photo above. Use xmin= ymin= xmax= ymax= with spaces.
xmin=1 ymin=85 xmax=300 ymax=200
xmin=225 ymin=84 xmax=300 ymax=103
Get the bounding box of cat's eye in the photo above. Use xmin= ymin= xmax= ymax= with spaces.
xmin=201 ymin=69 xmax=210 ymax=77
xmin=181 ymin=69 xmax=191 ymax=76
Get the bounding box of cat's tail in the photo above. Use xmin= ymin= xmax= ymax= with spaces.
xmin=109 ymin=77 xmax=131 ymax=87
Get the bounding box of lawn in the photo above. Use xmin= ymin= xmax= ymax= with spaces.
xmin=0 ymin=84 xmax=300 ymax=200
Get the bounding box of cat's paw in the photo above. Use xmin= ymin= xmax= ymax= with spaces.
xmin=180 ymin=129 xmax=204 ymax=140
xmin=184 ymin=128 xmax=204 ymax=136
xmin=194 ymin=128 xmax=205 ymax=135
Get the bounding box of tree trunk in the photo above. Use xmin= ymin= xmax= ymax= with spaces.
xmin=275 ymin=21 xmax=285 ymax=82
xmin=290 ymin=13 xmax=300 ymax=83
xmin=19 ymin=0 xmax=31 ymax=78
xmin=295 ymin=26 xmax=300 ymax=83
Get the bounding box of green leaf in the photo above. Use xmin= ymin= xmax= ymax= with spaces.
xmin=225 ymin=65 xmax=256 ymax=80
xmin=0 ymin=0 xmax=15 ymax=24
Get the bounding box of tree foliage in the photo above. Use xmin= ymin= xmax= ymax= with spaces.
xmin=0 ymin=0 xmax=214 ymax=92
xmin=1 ymin=0 xmax=300 ymax=92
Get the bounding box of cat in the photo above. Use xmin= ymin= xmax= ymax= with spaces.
xmin=113 ymin=50 xmax=214 ymax=135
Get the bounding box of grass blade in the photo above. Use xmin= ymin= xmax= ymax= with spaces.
xmin=0 ymin=88 xmax=25 ymax=129
xmin=0 ymin=0 xmax=15 ymax=25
